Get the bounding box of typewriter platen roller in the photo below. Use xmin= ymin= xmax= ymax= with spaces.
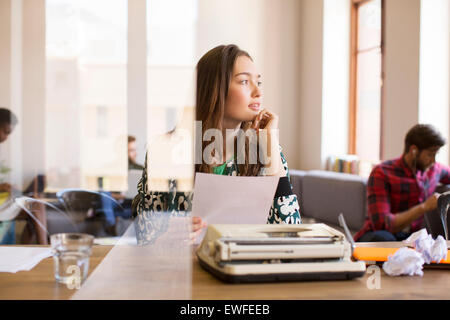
xmin=196 ymin=224 xmax=366 ymax=283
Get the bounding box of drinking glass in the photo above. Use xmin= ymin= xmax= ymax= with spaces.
xmin=50 ymin=233 xmax=94 ymax=286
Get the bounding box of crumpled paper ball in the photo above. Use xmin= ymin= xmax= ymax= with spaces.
xmin=382 ymin=247 xmax=425 ymax=277
xmin=403 ymin=228 xmax=448 ymax=264
xmin=430 ymin=235 xmax=448 ymax=263
xmin=383 ymin=229 xmax=448 ymax=277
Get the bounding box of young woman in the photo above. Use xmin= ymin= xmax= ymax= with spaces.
xmin=133 ymin=44 xmax=301 ymax=243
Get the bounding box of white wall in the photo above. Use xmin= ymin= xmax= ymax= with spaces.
xmin=10 ymin=0 xmax=24 ymax=189
xmin=128 ymin=0 xmax=147 ymax=166
xmin=298 ymin=0 xmax=324 ymax=170
xmin=196 ymin=0 xmax=303 ymax=168
xmin=0 ymin=0 xmax=44 ymax=189
xmin=0 ymin=0 xmax=11 ymax=109
xmin=196 ymin=0 xmax=265 ymax=63
xmin=0 ymin=0 xmax=17 ymax=188
xmin=22 ymin=0 xmax=46 ymax=186
xmin=261 ymin=0 xmax=302 ymax=169
xmin=419 ymin=0 xmax=450 ymax=165
xmin=382 ymin=0 xmax=421 ymax=160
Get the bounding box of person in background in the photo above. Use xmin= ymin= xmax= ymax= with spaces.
xmin=128 ymin=135 xmax=144 ymax=171
xmin=0 ymin=108 xmax=49 ymax=244
xmin=354 ymin=124 xmax=450 ymax=242
xmin=112 ymin=135 xmax=144 ymax=206
xmin=0 ymin=108 xmax=17 ymax=193
xmin=99 ymin=135 xmax=144 ymax=235
xmin=0 ymin=108 xmax=18 ymax=244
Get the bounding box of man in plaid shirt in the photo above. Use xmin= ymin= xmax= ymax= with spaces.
xmin=355 ymin=124 xmax=450 ymax=242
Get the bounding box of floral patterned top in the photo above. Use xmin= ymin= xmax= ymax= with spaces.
xmin=132 ymin=147 xmax=302 ymax=244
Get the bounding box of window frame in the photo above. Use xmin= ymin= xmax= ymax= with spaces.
xmin=349 ymin=0 xmax=385 ymax=160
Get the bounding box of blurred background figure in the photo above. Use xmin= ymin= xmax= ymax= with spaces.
xmin=128 ymin=135 xmax=144 ymax=171
xmin=96 ymin=135 xmax=144 ymax=236
xmin=0 ymin=108 xmax=19 ymax=244
xmin=0 ymin=108 xmax=17 ymax=144
xmin=0 ymin=108 xmax=50 ymax=245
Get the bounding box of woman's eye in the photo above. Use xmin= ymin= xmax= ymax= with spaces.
xmin=257 ymin=81 xmax=262 ymax=87
xmin=240 ymin=80 xmax=248 ymax=85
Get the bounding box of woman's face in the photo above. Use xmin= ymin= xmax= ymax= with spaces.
xmin=0 ymin=123 xmax=12 ymax=143
xmin=223 ymin=55 xmax=262 ymax=129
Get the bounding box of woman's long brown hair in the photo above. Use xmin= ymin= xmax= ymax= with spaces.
xmin=195 ymin=44 xmax=263 ymax=176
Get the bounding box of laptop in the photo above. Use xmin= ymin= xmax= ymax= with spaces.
xmin=425 ymin=185 xmax=450 ymax=239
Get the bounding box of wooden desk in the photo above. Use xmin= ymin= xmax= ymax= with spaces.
xmin=0 ymin=245 xmax=112 ymax=300
xmin=193 ymin=243 xmax=450 ymax=300
xmin=1 ymin=243 xmax=449 ymax=300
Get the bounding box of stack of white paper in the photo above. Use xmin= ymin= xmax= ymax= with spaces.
xmin=0 ymin=246 xmax=52 ymax=273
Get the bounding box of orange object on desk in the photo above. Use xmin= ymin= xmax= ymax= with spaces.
xmin=353 ymin=247 xmax=450 ymax=264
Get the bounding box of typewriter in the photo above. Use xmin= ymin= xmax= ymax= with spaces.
xmin=197 ymin=223 xmax=366 ymax=283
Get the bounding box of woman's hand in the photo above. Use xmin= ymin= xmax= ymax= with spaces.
xmin=250 ymin=108 xmax=285 ymax=176
xmin=251 ymin=108 xmax=279 ymax=132
xmin=189 ymin=216 xmax=207 ymax=244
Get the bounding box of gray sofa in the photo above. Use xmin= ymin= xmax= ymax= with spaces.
xmin=289 ymin=170 xmax=368 ymax=235
xmin=289 ymin=169 xmax=450 ymax=239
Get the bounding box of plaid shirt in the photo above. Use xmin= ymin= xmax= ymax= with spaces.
xmin=354 ymin=156 xmax=450 ymax=241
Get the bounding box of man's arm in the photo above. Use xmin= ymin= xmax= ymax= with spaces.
xmin=388 ymin=194 xmax=437 ymax=234
xmin=438 ymin=163 xmax=450 ymax=185
xmin=368 ymin=168 xmax=438 ymax=234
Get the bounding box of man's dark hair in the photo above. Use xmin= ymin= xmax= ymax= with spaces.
xmin=128 ymin=135 xmax=136 ymax=143
xmin=0 ymin=108 xmax=18 ymax=126
xmin=404 ymin=124 xmax=446 ymax=153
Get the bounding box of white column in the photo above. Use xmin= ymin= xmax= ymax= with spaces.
xmin=260 ymin=0 xmax=302 ymax=169
xmin=21 ymin=0 xmax=46 ymax=186
xmin=298 ymin=0 xmax=324 ymax=170
xmin=382 ymin=0 xmax=421 ymax=160
xmin=0 ymin=0 xmax=11 ymax=108
xmin=128 ymin=0 xmax=148 ymax=165
xmin=0 ymin=0 xmax=24 ymax=189
xmin=10 ymin=0 xmax=23 ymax=189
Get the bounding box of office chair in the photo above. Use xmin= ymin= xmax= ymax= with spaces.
xmin=14 ymin=196 xmax=74 ymax=244
xmin=56 ymin=189 xmax=125 ymax=237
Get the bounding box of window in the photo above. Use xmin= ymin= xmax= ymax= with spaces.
xmin=349 ymin=0 xmax=384 ymax=163
xmin=146 ymin=0 xmax=197 ymax=136
xmin=145 ymin=0 xmax=197 ymax=192
xmin=46 ymin=0 xmax=128 ymax=191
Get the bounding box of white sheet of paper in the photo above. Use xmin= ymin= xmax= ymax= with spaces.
xmin=0 ymin=246 xmax=52 ymax=273
xmin=192 ymin=172 xmax=279 ymax=225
